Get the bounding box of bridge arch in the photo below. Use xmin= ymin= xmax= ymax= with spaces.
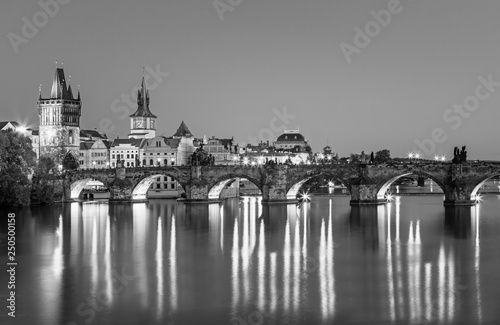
xmin=131 ymin=173 xmax=187 ymax=200
xmin=470 ymin=173 xmax=500 ymax=199
xmin=208 ymin=174 xmax=262 ymax=200
xmin=70 ymin=177 xmax=110 ymax=199
xmin=286 ymin=173 xmax=351 ymax=200
xmin=376 ymin=171 xmax=446 ymax=199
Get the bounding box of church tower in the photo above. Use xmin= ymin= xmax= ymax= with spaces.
xmin=37 ymin=66 xmax=81 ymax=165
xmin=128 ymin=75 xmax=157 ymax=139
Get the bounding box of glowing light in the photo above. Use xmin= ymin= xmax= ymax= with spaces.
xmin=415 ymin=153 xmax=421 ymax=159
xmin=328 ymin=181 xmax=335 ymax=187
xmin=385 ymin=192 xmax=394 ymax=202
xmin=17 ymin=126 xmax=27 ymax=133
xmin=250 ymin=161 xmax=256 ymax=166
xmin=326 ymin=155 xmax=332 ymax=161
xmin=243 ymin=157 xmax=249 ymax=165
xmin=299 ymin=191 xmax=311 ymax=202
xmin=441 ymin=156 xmax=446 ymax=161
xmin=408 ymin=153 xmax=414 ymax=159
xmin=475 ymin=194 xmax=483 ymax=202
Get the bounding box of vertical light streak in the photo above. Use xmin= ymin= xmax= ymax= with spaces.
xmin=105 ymin=215 xmax=112 ymax=306
xmin=407 ymin=221 xmax=415 ymax=322
xmin=156 ymin=216 xmax=164 ymax=319
xmin=386 ymin=203 xmax=396 ymax=321
xmin=270 ymin=252 xmax=277 ymax=313
xmin=258 ymin=219 xmax=266 ymax=311
xmin=293 ymin=213 xmax=301 ymax=313
xmin=474 ymin=205 xmax=483 ymax=323
xmin=424 ymin=263 xmax=432 ymax=322
xmin=283 ymin=217 xmax=291 ymax=313
xmin=169 ymin=215 xmax=178 ymax=311
xmin=242 ymin=201 xmax=250 ymax=306
xmin=447 ymin=248 xmax=455 ymax=322
xmin=231 ymin=219 xmax=240 ymax=311
xmin=415 ymin=221 xmax=422 ymax=323
xmin=220 ymin=207 xmax=224 ymax=253
xmin=395 ymin=197 xmax=404 ymax=319
xmin=91 ymin=215 xmax=98 ymax=293
xmin=319 ymin=219 xmax=328 ymax=319
xmin=438 ymin=243 xmax=445 ymax=323
xmin=327 ymin=202 xmax=335 ymax=318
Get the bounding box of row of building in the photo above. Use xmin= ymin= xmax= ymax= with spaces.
xmin=1 ymin=66 xmax=318 ymax=198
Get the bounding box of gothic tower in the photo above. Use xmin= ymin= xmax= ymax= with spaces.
xmin=38 ymin=67 xmax=81 ymax=165
xmin=128 ymin=75 xmax=157 ymax=139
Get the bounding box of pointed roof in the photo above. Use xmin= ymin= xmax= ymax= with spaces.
xmin=46 ymin=67 xmax=79 ymax=101
xmin=130 ymin=76 xmax=157 ymax=118
xmin=173 ymin=121 xmax=193 ymax=138
xmin=67 ymin=84 xmax=74 ymax=100
xmin=50 ymin=68 xmax=68 ymax=99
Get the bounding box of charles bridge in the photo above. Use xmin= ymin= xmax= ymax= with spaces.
xmin=61 ymin=161 xmax=500 ymax=207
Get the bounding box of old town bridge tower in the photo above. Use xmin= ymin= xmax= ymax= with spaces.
xmin=37 ymin=66 xmax=81 ymax=165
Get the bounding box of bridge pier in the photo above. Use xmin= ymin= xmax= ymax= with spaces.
xmin=349 ymin=184 xmax=386 ymax=206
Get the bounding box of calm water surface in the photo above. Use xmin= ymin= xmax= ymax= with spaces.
xmin=1 ymin=195 xmax=500 ymax=324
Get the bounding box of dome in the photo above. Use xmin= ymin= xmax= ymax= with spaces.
xmin=323 ymin=145 xmax=332 ymax=152
xmin=276 ymin=132 xmax=305 ymax=142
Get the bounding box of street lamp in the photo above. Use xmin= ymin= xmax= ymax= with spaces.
xmin=243 ymin=157 xmax=249 ymax=165
xmin=171 ymin=158 xmax=175 ymax=166
xmin=157 ymin=158 xmax=161 ymax=167
xmin=106 ymin=161 xmax=110 ymax=169
xmin=92 ymin=161 xmax=96 ymax=169
xmin=232 ymin=155 xmax=239 ymax=166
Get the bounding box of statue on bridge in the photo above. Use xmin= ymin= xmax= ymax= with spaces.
xmin=453 ymin=146 xmax=468 ymax=163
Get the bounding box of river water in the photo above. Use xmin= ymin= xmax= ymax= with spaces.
xmin=1 ymin=195 xmax=500 ymax=325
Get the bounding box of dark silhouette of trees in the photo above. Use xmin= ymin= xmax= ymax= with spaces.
xmin=374 ymin=149 xmax=391 ymax=163
xmin=0 ymin=130 xmax=36 ymax=206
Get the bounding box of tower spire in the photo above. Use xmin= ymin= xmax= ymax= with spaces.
xmin=77 ymin=85 xmax=81 ymax=101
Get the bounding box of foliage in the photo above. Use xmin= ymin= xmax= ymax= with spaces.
xmin=0 ymin=130 xmax=37 ymax=206
xmin=189 ymin=147 xmax=212 ymax=166
xmin=31 ymin=156 xmax=58 ymax=205
xmin=374 ymin=149 xmax=391 ymax=163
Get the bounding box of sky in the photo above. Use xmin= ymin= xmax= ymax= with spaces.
xmin=1 ymin=0 xmax=500 ymax=159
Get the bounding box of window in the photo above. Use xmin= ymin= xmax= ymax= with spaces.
xmin=164 ymin=184 xmax=168 ymax=189
xmin=69 ymin=130 xmax=74 ymax=144
xmin=150 ymin=159 xmax=153 ymax=165
xmin=126 ymin=162 xmax=130 ymax=167
xmin=142 ymin=159 xmax=146 ymax=166
xmin=164 ymin=176 xmax=168 ymax=182
xmin=127 ymin=154 xmax=130 ymax=159
xmin=156 ymin=184 xmax=161 ymax=189
xmin=112 ymin=154 xmax=115 ymax=159
xmin=171 ymin=183 xmax=175 ymax=189
xmin=164 ymin=159 xmax=168 ymax=165
xmin=157 ymin=177 xmax=161 ymax=182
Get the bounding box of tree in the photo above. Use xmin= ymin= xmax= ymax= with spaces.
xmin=374 ymin=149 xmax=391 ymax=163
xmin=189 ymin=147 xmax=212 ymax=166
xmin=0 ymin=130 xmax=37 ymax=206
xmin=31 ymin=156 xmax=58 ymax=205
xmin=349 ymin=153 xmax=360 ymax=164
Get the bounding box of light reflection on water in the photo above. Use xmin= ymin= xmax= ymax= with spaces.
xmin=1 ymin=196 xmax=500 ymax=324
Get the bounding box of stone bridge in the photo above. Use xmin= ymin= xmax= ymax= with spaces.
xmin=61 ymin=162 xmax=500 ymax=206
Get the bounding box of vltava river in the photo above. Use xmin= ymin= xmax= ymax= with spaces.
xmin=1 ymin=196 xmax=500 ymax=324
